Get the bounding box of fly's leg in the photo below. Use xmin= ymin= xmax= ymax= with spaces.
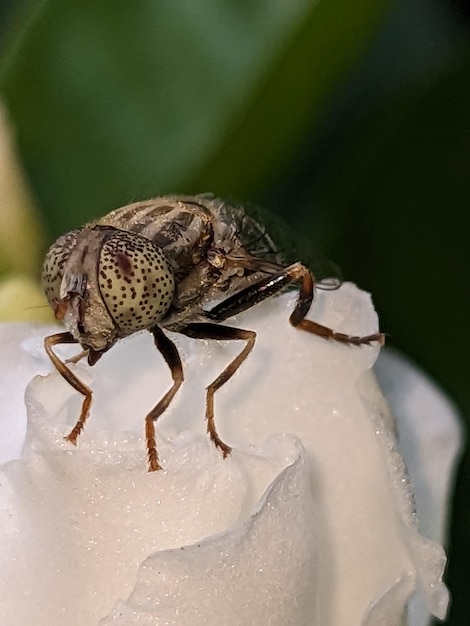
xmin=146 ymin=326 xmax=184 ymax=472
xmin=206 ymin=262 xmax=385 ymax=346
xmin=46 ymin=329 xmax=183 ymax=471
xmin=287 ymin=264 xmax=384 ymax=345
xmin=44 ymin=332 xmax=93 ymax=444
xmin=65 ymin=349 xmax=89 ymax=364
xmin=178 ymin=323 xmax=256 ymax=458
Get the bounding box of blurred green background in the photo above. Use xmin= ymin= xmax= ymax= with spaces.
xmin=0 ymin=1 xmax=468 ymax=623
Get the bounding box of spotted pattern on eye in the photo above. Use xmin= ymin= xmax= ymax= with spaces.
xmin=41 ymin=229 xmax=83 ymax=308
xmin=98 ymin=230 xmax=175 ymax=332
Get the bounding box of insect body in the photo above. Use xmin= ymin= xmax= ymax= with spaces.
xmin=42 ymin=194 xmax=384 ymax=471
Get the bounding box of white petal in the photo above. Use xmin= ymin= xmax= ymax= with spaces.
xmin=0 ymin=284 xmax=461 ymax=626
xmin=0 ymin=323 xmax=55 ymax=461
xmin=100 ymin=442 xmax=319 ymax=626
xmin=375 ymin=348 xmax=462 ymax=626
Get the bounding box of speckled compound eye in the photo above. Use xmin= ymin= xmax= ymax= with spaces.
xmin=98 ymin=230 xmax=175 ymax=333
xmin=41 ymin=229 xmax=82 ymax=308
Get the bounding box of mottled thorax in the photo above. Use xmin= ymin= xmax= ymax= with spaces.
xmin=97 ymin=196 xmax=214 ymax=279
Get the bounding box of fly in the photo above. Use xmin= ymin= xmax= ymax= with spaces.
xmin=41 ymin=194 xmax=384 ymax=471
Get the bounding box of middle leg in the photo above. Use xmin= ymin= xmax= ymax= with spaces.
xmin=177 ymin=322 xmax=256 ymax=458
xmin=146 ymin=326 xmax=184 ymax=471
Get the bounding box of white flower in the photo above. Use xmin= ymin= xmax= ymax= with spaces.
xmin=0 ymin=285 xmax=461 ymax=626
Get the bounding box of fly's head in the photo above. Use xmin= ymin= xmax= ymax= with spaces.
xmin=42 ymin=226 xmax=176 ymax=352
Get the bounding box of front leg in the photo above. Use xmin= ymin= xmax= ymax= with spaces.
xmin=206 ymin=262 xmax=384 ymax=346
xmin=44 ymin=332 xmax=93 ymax=444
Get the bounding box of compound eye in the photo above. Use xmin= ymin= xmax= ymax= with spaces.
xmin=98 ymin=230 xmax=175 ymax=333
xmin=41 ymin=229 xmax=82 ymax=308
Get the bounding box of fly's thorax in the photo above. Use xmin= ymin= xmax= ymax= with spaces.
xmin=96 ymin=196 xmax=214 ymax=279
xmin=42 ymin=225 xmax=176 ymax=351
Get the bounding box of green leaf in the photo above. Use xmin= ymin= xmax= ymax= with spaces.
xmin=0 ymin=0 xmax=390 ymax=240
